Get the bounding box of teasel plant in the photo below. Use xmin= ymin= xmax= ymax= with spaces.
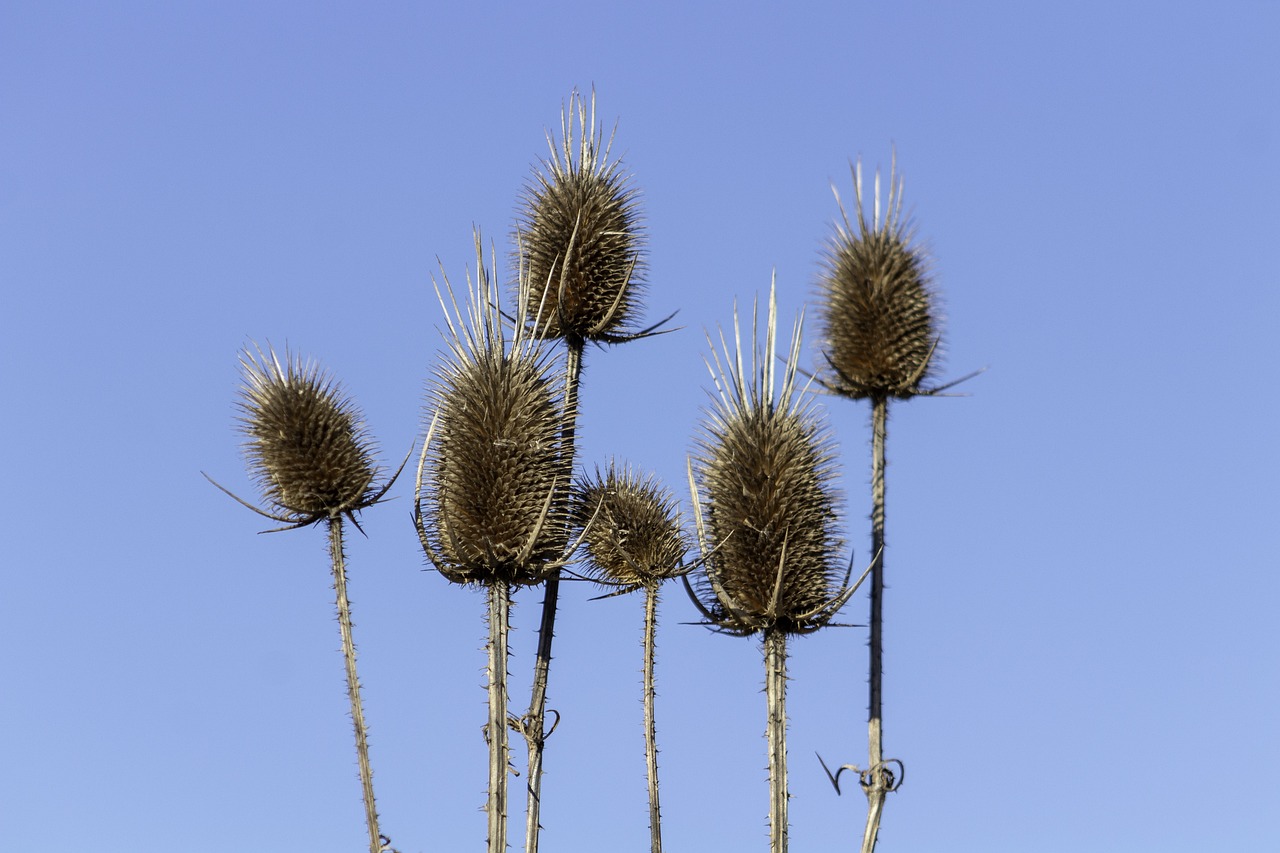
xmin=572 ymin=463 xmax=700 ymax=853
xmin=413 ymin=235 xmax=590 ymax=853
xmin=813 ymin=156 xmax=977 ymax=853
xmin=513 ymin=87 xmax=669 ymax=853
xmin=204 ymin=344 xmax=406 ymax=853
xmin=686 ymin=282 xmax=870 ymax=853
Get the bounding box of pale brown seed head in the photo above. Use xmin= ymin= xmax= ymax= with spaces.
xmin=237 ymin=346 xmax=383 ymax=526
xmin=690 ymin=286 xmax=846 ymax=636
xmin=574 ymin=463 xmax=689 ymax=590
xmin=817 ymin=160 xmax=939 ymax=400
xmin=516 ymin=89 xmax=645 ymax=344
xmin=420 ymin=246 xmax=569 ymax=586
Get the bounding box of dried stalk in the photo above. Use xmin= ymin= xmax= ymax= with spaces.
xmin=643 ymin=583 xmax=664 ymax=853
xmin=522 ymin=339 xmax=583 ymax=853
xmin=487 ymin=581 xmax=512 ymax=853
xmin=328 ymin=516 xmax=386 ymax=853
xmin=860 ymin=396 xmax=889 ymax=853
xmin=765 ymin=627 xmax=790 ymax=853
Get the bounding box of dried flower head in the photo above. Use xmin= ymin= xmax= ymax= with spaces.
xmin=516 ymin=89 xmax=648 ymax=344
xmin=574 ymin=463 xmax=689 ymax=592
xmin=415 ymin=237 xmax=572 ymax=586
xmin=688 ymin=283 xmax=854 ymax=636
xmin=817 ymin=158 xmax=940 ymax=400
xmin=221 ymin=345 xmax=392 ymax=531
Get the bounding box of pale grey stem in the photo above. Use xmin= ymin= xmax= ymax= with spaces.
xmin=861 ymin=396 xmax=889 ymax=853
xmin=328 ymin=516 xmax=385 ymax=853
xmin=487 ymin=581 xmax=512 ymax=853
xmin=523 ymin=339 xmax=584 ymax=853
xmin=765 ymin=626 xmax=789 ymax=853
xmin=643 ymin=583 xmax=664 ymax=853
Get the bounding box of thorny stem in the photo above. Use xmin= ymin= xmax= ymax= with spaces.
xmin=643 ymin=583 xmax=664 ymax=853
xmin=328 ymin=516 xmax=386 ymax=853
xmin=765 ymin=627 xmax=789 ymax=853
xmin=487 ymin=581 xmax=512 ymax=853
xmin=523 ymin=338 xmax=584 ymax=853
xmin=861 ymin=396 xmax=889 ymax=853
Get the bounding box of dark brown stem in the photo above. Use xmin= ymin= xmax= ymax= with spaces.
xmin=522 ymin=338 xmax=584 ymax=853
xmin=328 ymin=516 xmax=385 ymax=853
xmin=765 ymin=626 xmax=789 ymax=853
xmin=861 ymin=396 xmax=888 ymax=853
xmin=487 ymin=581 xmax=511 ymax=853
xmin=643 ymin=583 xmax=664 ymax=853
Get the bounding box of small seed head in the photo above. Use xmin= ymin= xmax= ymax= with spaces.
xmin=574 ymin=463 xmax=689 ymax=590
xmin=516 ymin=89 xmax=646 ymax=344
xmin=236 ymin=345 xmax=383 ymax=526
xmin=817 ymin=159 xmax=939 ymax=400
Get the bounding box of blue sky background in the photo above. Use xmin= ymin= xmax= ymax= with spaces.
xmin=3 ymin=2 xmax=1278 ymax=851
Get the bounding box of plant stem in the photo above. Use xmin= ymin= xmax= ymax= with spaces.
xmin=861 ymin=396 xmax=888 ymax=853
xmin=327 ymin=516 xmax=385 ymax=853
xmin=643 ymin=583 xmax=664 ymax=853
xmin=487 ymin=581 xmax=512 ymax=853
xmin=765 ymin=626 xmax=789 ymax=853
xmin=522 ymin=338 xmax=584 ymax=853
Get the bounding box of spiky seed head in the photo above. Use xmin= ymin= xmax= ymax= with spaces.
xmin=817 ymin=159 xmax=939 ymax=400
xmin=236 ymin=345 xmax=384 ymax=526
xmin=516 ymin=89 xmax=646 ymax=344
xmin=419 ymin=240 xmax=569 ymax=586
xmin=574 ymin=463 xmax=689 ymax=590
xmin=690 ymin=284 xmax=847 ymax=636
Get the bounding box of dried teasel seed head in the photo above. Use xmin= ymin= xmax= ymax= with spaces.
xmin=516 ymin=88 xmax=646 ymax=344
xmin=817 ymin=157 xmax=939 ymax=400
xmin=573 ymin=463 xmax=689 ymax=590
xmin=689 ymin=283 xmax=847 ymax=636
xmin=418 ymin=238 xmax=569 ymax=586
xmin=236 ymin=345 xmax=384 ymax=526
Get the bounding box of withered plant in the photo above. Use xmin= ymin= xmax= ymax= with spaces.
xmin=414 ymin=237 xmax=580 ymax=853
xmin=573 ymin=463 xmax=691 ymax=853
xmin=206 ymin=344 xmax=403 ymax=853
xmin=513 ymin=87 xmax=664 ymax=853
xmin=815 ymin=158 xmax=973 ymax=853
xmin=687 ymin=284 xmax=866 ymax=853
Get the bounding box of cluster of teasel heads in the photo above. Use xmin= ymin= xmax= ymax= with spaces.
xmin=211 ymin=89 xmax=961 ymax=853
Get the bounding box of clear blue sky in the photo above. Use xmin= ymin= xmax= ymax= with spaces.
xmin=3 ymin=3 xmax=1277 ymax=851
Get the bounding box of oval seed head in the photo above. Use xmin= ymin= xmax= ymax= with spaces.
xmin=817 ymin=159 xmax=939 ymax=400
xmin=516 ymin=89 xmax=646 ymax=344
xmin=237 ymin=345 xmax=383 ymax=525
xmin=690 ymin=285 xmax=847 ymax=636
xmin=420 ymin=243 xmax=568 ymax=586
xmin=574 ymin=463 xmax=689 ymax=591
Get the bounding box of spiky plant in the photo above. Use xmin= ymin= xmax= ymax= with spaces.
xmin=816 ymin=158 xmax=970 ymax=853
xmin=574 ymin=463 xmax=690 ymax=853
xmin=687 ymin=283 xmax=864 ymax=853
xmin=414 ymin=236 xmax=579 ymax=853
xmin=206 ymin=344 xmax=403 ymax=853
xmin=512 ymin=88 xmax=662 ymax=853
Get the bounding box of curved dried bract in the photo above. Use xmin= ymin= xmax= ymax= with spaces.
xmin=516 ymin=89 xmax=650 ymax=345
xmin=416 ymin=237 xmax=571 ymax=586
xmin=817 ymin=157 xmax=940 ymax=401
xmin=573 ymin=463 xmax=690 ymax=591
xmin=220 ymin=344 xmax=396 ymax=531
xmin=688 ymin=281 xmax=853 ymax=636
